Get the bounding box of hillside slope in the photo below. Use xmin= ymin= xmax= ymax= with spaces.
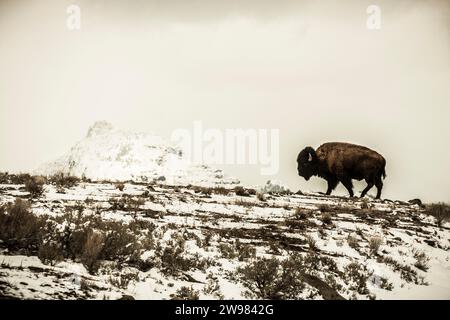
xmin=0 ymin=179 xmax=448 ymax=300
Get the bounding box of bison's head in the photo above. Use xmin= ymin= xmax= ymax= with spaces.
xmin=297 ymin=147 xmax=319 ymax=181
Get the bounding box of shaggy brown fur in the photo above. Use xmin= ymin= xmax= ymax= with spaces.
xmin=297 ymin=142 xmax=386 ymax=199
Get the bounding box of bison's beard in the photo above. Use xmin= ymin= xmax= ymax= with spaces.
xmin=298 ymin=170 xmax=312 ymax=181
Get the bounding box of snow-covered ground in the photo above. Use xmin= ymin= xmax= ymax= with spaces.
xmin=0 ymin=180 xmax=449 ymax=300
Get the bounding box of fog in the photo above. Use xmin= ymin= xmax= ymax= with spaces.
xmin=0 ymin=0 xmax=449 ymax=202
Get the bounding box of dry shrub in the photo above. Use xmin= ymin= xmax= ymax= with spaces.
xmin=109 ymin=272 xmax=139 ymax=289
xmin=42 ymin=209 xmax=144 ymax=272
xmin=157 ymin=232 xmax=209 ymax=276
xmin=236 ymin=240 xmax=256 ymax=261
xmin=378 ymin=256 xmax=425 ymax=285
xmin=234 ymin=198 xmax=254 ymax=207
xmin=109 ymin=197 xmax=127 ymax=211
xmin=0 ymin=199 xmax=44 ymax=250
xmin=79 ymin=278 xmax=92 ymax=292
xmin=347 ymin=234 xmax=360 ymax=250
xmin=0 ymin=172 xmax=9 ymax=184
xmin=369 ymin=236 xmax=383 ymax=255
xmin=318 ymin=204 xmax=332 ymax=213
xmin=285 ymin=219 xmax=307 ymax=231
xmin=25 ymin=176 xmax=46 ymax=198
xmin=171 ymin=286 xmax=199 ymax=300
xmin=218 ymin=240 xmax=255 ymax=261
xmin=236 ymin=254 xmax=306 ymax=299
xmin=51 ymin=208 xmax=89 ymax=260
xmin=81 ymin=231 xmax=105 ymax=273
xmin=109 ymin=196 xmax=145 ymax=215
xmin=425 ymin=203 xmax=450 ymax=227
xmin=235 ymin=186 xmax=250 ymax=197
xmin=126 ymin=197 xmax=145 ymax=217
xmin=343 ymin=262 xmax=370 ymax=295
xmin=212 ymin=187 xmax=231 ymax=196
xmin=305 ymin=235 xmax=318 ymax=251
xmin=257 ymin=192 xmax=266 ymax=202
xmin=49 ymin=172 xmax=79 ymax=189
xmin=294 ymin=208 xmax=308 ymax=220
xmin=360 ymin=199 xmax=370 ymax=209
xmin=321 ymin=212 xmax=332 ymax=225
xmin=302 ymin=252 xmax=339 ymax=275
xmin=128 ymin=219 xmax=156 ymax=236
xmin=379 ymin=277 xmax=394 ymax=291
xmin=219 ymin=242 xmax=237 ymax=259
xmin=203 ymin=274 xmax=223 ymax=298
xmin=115 ymin=183 xmax=125 ymax=192
xmin=193 ymin=186 xmax=212 ymax=196
xmin=1 ymin=198 xmax=150 ymax=274
xmin=38 ymin=241 xmax=63 ymax=266
xmin=0 ymin=173 xmax=32 ymax=184
xmin=413 ymin=250 xmax=430 ymax=272
xmin=101 ymin=221 xmax=140 ymax=262
xmin=158 ymin=241 xmax=202 ymax=276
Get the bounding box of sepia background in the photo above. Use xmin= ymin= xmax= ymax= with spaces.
xmin=0 ymin=0 xmax=449 ymax=201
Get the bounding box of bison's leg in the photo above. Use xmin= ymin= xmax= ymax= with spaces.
xmin=326 ymin=178 xmax=339 ymax=195
xmin=361 ymin=181 xmax=374 ymax=198
xmin=375 ymin=179 xmax=383 ymax=199
xmin=340 ymin=177 xmax=354 ymax=197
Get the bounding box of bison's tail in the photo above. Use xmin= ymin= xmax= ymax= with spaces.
xmin=382 ymin=168 xmax=386 ymax=179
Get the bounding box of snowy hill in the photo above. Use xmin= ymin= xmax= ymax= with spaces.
xmin=0 ymin=178 xmax=449 ymax=300
xmin=36 ymin=121 xmax=239 ymax=186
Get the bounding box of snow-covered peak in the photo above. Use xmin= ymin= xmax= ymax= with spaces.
xmin=36 ymin=122 xmax=239 ymax=186
xmin=86 ymin=121 xmax=115 ymax=138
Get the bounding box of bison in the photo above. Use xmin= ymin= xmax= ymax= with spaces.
xmin=297 ymin=142 xmax=386 ymax=199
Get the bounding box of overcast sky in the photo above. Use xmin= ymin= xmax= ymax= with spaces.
xmin=0 ymin=0 xmax=449 ymax=202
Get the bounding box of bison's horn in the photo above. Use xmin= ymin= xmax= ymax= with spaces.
xmin=308 ymin=153 xmax=312 ymax=162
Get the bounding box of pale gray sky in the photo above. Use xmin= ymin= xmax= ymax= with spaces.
xmin=0 ymin=0 xmax=449 ymax=202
